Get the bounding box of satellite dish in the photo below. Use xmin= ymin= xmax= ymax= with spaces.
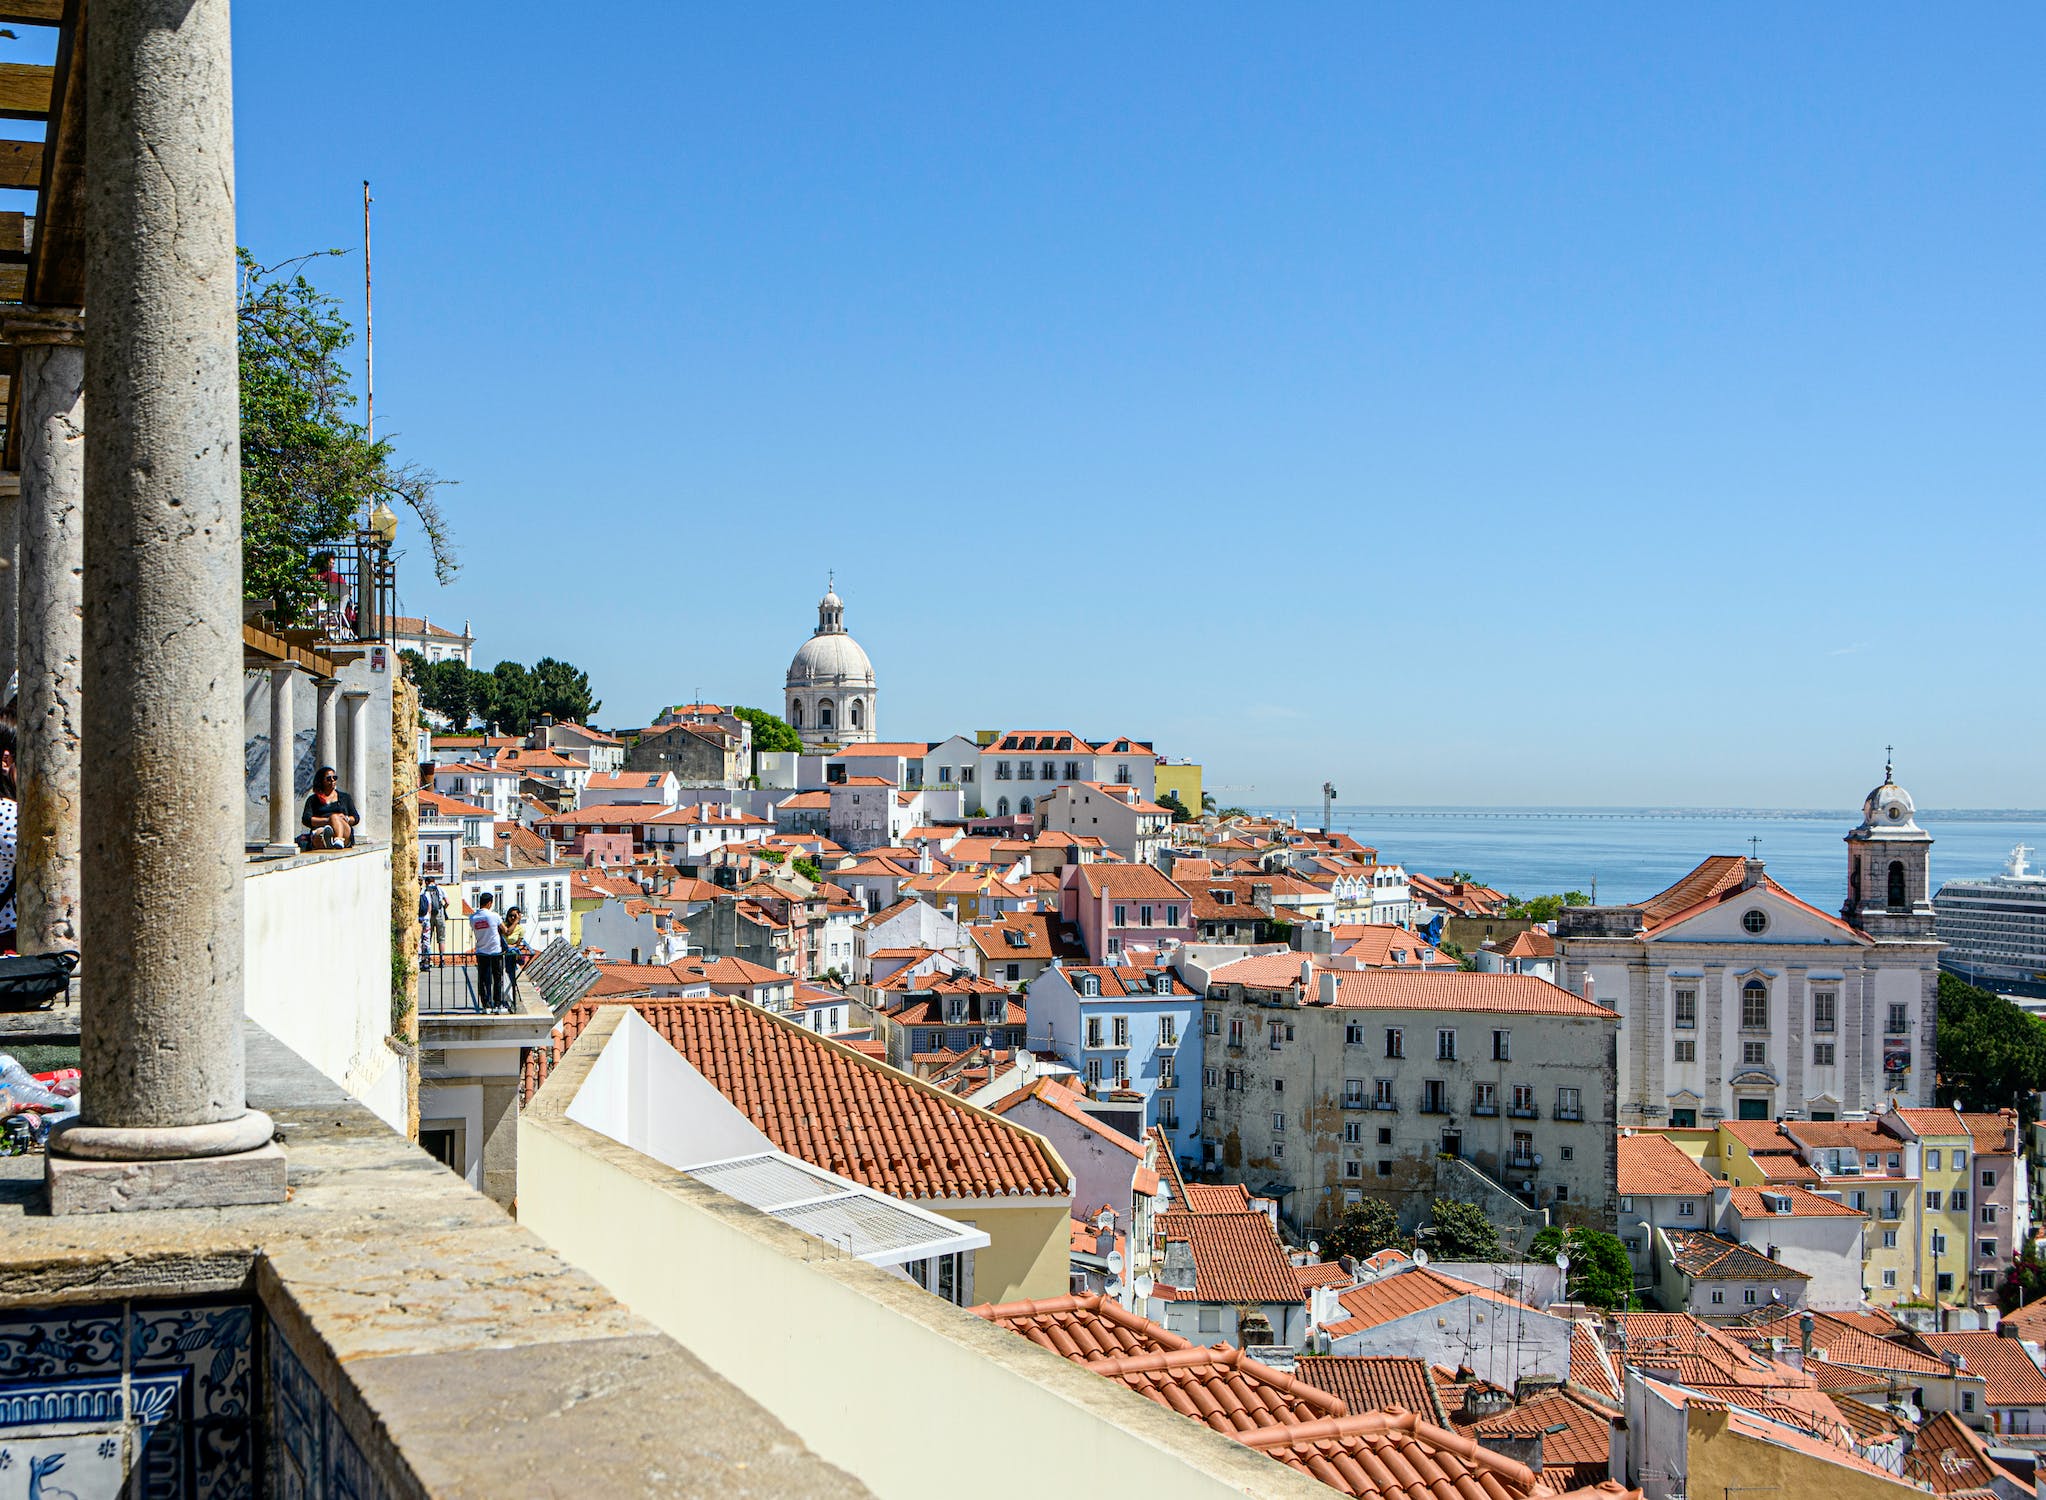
xmin=1105 ymin=1278 xmax=1123 ymax=1298
xmin=1016 ymin=1049 xmax=1035 ymax=1082
xmin=1912 ymin=1285 xmax=1922 ymax=1298
xmin=1107 ymin=1250 xmax=1124 ymax=1275
xmin=1556 ymin=1252 xmax=1572 ymax=1273
xmin=1770 ymin=1288 xmax=1783 ymax=1303
xmin=1134 ymin=1273 xmax=1155 ymax=1300
xmin=1308 ymin=1240 xmax=1320 ymax=1256
xmin=1413 ymin=1248 xmax=1429 ymax=1267
xmin=1532 ymin=1153 xmax=1544 ymax=1167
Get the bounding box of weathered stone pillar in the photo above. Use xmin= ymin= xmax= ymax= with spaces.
xmin=0 ymin=472 xmax=18 ymax=696
xmin=343 ymin=689 xmax=371 ymax=825
xmin=267 ymin=664 xmax=297 ymax=850
xmin=7 ymin=308 xmax=85 ymax=954
xmin=50 ymin=0 xmax=282 ymax=1210
xmin=314 ymin=677 xmax=340 ymax=775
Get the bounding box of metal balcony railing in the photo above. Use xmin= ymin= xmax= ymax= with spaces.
xmin=418 ymin=938 xmax=599 ymax=1015
xmin=1472 ymin=1103 xmax=1500 ymax=1117
xmin=303 ymin=532 xmax=397 ymax=645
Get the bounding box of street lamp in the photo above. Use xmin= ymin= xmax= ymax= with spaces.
xmin=369 ymin=497 xmax=398 ymax=545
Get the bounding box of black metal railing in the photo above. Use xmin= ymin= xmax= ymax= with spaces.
xmin=305 ymin=531 xmax=397 ymax=645
xmin=417 ymin=938 xmax=600 ymax=1016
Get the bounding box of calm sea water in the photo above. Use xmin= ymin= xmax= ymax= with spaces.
xmin=1245 ymin=806 xmax=2046 ymax=910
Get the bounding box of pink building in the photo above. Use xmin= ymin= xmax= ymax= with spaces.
xmin=1060 ymin=862 xmax=1195 ymax=964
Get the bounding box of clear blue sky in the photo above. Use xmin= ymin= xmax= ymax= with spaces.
xmin=226 ymin=5 xmax=2044 ymax=808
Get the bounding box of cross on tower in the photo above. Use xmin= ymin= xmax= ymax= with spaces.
xmin=1885 ymin=744 xmax=1894 ymax=782
xmin=1748 ymin=836 xmax=1762 ymax=859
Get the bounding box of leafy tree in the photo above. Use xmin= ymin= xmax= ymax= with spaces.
xmin=732 ymin=705 xmax=803 ymax=759
xmin=793 ymin=856 xmax=822 ymax=883
xmin=1937 ymin=972 xmax=2046 ymax=1123
xmin=1323 ymin=1197 xmax=1401 ymax=1262
xmin=1449 ymin=870 xmax=1478 ymax=884
xmin=477 ymin=661 xmax=539 ymax=735
xmin=238 ymin=249 xmax=453 ymax=622
xmin=1530 ymin=1225 xmax=1633 ymax=1309
xmin=1426 ymin=1201 xmax=1501 ymax=1260
xmin=1500 ymin=891 xmax=1591 ymax=923
xmin=1201 ymin=792 xmax=1217 ymax=812
xmin=530 ymin=657 xmax=600 ymax=725
xmin=414 ymin=657 xmax=481 ymax=728
xmin=1158 ymin=790 xmax=1197 ymax=824
xmin=1216 ymin=806 xmax=1249 ymax=820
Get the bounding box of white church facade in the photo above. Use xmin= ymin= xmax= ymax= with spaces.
xmin=1557 ymin=766 xmax=1940 ymax=1127
xmin=784 ymin=580 xmax=878 ymax=751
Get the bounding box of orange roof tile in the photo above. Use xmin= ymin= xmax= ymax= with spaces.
xmin=1181 ymin=1182 xmax=1254 ymax=1215
xmin=1570 ymin=1325 xmax=1621 ymax=1404
xmin=1906 ymin=1409 xmax=2030 ymax=1495
xmin=1466 ymin=1389 xmax=1616 ymax=1490
xmin=1617 ymin=1133 xmax=1718 ymax=1197
xmin=1158 ymin=1209 xmax=1303 ymax=1305
xmin=1072 ymin=864 xmax=1191 ymax=901
xmin=1211 ymin=958 xmax=1616 ymax=1018
xmin=1665 ymin=1231 xmax=1810 ymax=1283
xmin=1743 ymin=1312 xmax=1949 ymax=1377
xmin=976 ymin=1296 xmax=1579 ymax=1500
xmin=1917 ymin=1333 xmax=2046 ymax=1407
xmin=1725 ymin=1185 xmax=1864 ymax=1218
xmin=1322 ymin=1269 xmax=1529 ymax=1338
xmin=1293 ymin=1356 xmax=1446 ymax=1425
xmin=526 ymin=997 xmax=1069 ymax=1200
xmin=987 ymin=1079 xmax=1145 ymax=1161
xmin=1295 ymin=1263 xmax=1355 ymax=1294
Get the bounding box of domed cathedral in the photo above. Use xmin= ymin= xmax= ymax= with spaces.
xmin=785 ymin=577 xmax=877 ymax=751
xmin=1843 ymin=752 xmax=1937 ymax=942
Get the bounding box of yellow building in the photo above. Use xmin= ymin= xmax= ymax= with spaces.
xmin=1154 ymin=762 xmax=1204 ymax=821
xmin=1884 ymin=1107 xmax=1981 ymax=1311
xmin=1782 ymin=1118 xmax=1922 ymax=1308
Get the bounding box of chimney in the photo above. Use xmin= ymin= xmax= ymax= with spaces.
xmin=1319 ymin=972 xmax=1339 ymax=1006
xmin=1461 ymin=1386 xmax=1514 ymax=1422
xmin=1800 ymin=1309 xmax=1815 ymax=1360
xmin=1742 ymin=857 xmax=1765 ymax=890
xmin=1581 ymin=973 xmax=1596 ymax=1008
xmin=1299 ymin=959 xmax=1313 ymax=989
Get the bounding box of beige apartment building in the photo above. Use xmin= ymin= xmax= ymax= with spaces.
xmin=1193 ymin=960 xmax=1620 ymax=1245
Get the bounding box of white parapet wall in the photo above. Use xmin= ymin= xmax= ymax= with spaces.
xmin=245 ymin=845 xmax=407 ymax=1130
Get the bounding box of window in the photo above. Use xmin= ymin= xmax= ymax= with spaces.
xmin=1812 ymin=992 xmax=1836 ymax=1033
xmin=1203 ymin=1067 xmax=1218 ymax=1088
xmin=1138 ymin=905 xmax=1153 ymax=927
xmin=1742 ymin=1041 xmax=1768 ymax=1066
xmin=1228 ymin=1018 xmax=1244 ymax=1047
xmin=1511 ymin=1131 xmax=1534 ymax=1166
xmin=1377 ymin=1160 xmax=1393 ymax=1177
xmin=1205 ymin=1013 xmax=1220 ymax=1036
xmin=1851 ymin=1191 xmax=1866 ymax=1211
xmin=1422 ymin=1080 xmax=1446 ymax=1114
xmin=1926 ymin=1192 xmax=1943 ymax=1212
xmin=1512 ymin=1084 xmax=1535 ymax=1114
xmin=1112 ymin=1016 xmax=1130 ymax=1047
xmin=1887 ymin=861 xmax=1907 ymax=909
xmin=1086 ymin=1017 xmax=1103 ymax=1048
xmin=1742 ymin=909 xmax=1769 ymax=934
xmin=1166 ymin=906 xmax=1180 ymax=927
xmin=1492 ymin=1030 xmax=1510 ymax=1061
xmin=1932 ymin=1231 xmax=1948 ymax=1254
xmin=1384 ymin=1028 xmax=1404 ymax=1059
xmin=1981 ymin=1239 xmax=1998 ymax=1260
xmin=1888 ymin=1153 xmax=1901 ymax=1172
xmin=1272 ymin=1142 xmax=1284 ymax=1160
xmin=1343 ymin=1122 xmax=1363 ymax=1143
xmin=1198 ymin=1307 xmax=1222 ymax=1334
xmin=1113 ymin=904 xmax=1127 ymax=926
xmin=1619 ymin=1196 xmax=1634 ymax=1212
xmin=1674 ymin=1040 xmax=1696 ymax=1062
xmin=1271 ymin=1078 xmax=1283 ymax=1095
xmin=1887 ymin=1003 xmax=1909 ymax=1036
xmin=1345 ymin=1021 xmax=1364 ymax=1045
xmin=1711 ymin=1290 xmax=1725 ymax=1304
xmin=1950 ymin=1190 xmax=1968 ymax=1212
xmin=1159 ymin=1057 xmax=1176 ymax=1088
xmin=1343 ymin=1160 xmax=1362 ymax=1180
xmin=1983 ymin=1206 xmax=1998 ymax=1225
xmin=1225 ymin=1069 xmax=1241 ymax=1092
xmin=1883 ymin=1231 xmax=1897 ymax=1248
xmin=1741 ymin=980 xmax=1768 ymax=1030
xmin=1744 ymin=1289 xmax=1758 ymax=1304
xmin=1882 ymin=1269 xmax=1898 ymax=1287
xmin=1084 ymin=1060 xmax=1101 ymax=1087
xmin=1813 ymin=1042 xmax=1835 ymax=1066
xmin=1272 ymin=1112 xmax=1286 ymax=1134
xmin=1269 ymin=1021 xmax=1285 ymax=1051
xmin=1927 ymin=1149 xmax=1941 ymax=1171
xmin=1112 ymin=1059 xmax=1128 ymax=1087
xmin=1560 ymin=1145 xmax=1574 ymax=1162
xmin=1373 ymin=1078 xmax=1395 ymax=1108
xmin=1554 ymin=1184 xmax=1569 ymax=1202
xmin=1937 ymin=1272 xmax=1954 ymax=1295
xmin=1678 ymin=1201 xmax=1696 ymax=1218
xmin=1378 ymin=1128 xmax=1392 ymax=1145
xmin=1474 ymin=1082 xmax=1497 ymax=1113
xmin=1674 ymin=988 xmax=1697 ymax=1030
xmin=1556 ymin=1087 xmax=1582 ymax=1120
xmin=1437 ymin=1029 xmax=1457 ymax=1061
xmin=1982 ymin=1169 xmax=1995 ymax=1188
xmin=1159 ymin=1016 xmax=1177 ymax=1046
xmin=1953 ymin=1150 xmax=1966 ymax=1171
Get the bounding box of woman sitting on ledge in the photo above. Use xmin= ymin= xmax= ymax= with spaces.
xmin=298 ymin=765 xmax=360 ymax=850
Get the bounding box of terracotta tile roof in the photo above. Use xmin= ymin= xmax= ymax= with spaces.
xmin=1781 ymin=1118 xmax=1890 ymax=1150
xmin=1617 ymin=1133 xmax=1718 ymax=1197
xmin=1905 ymin=1409 xmax=2030 ymax=1495
xmin=1725 ymin=1186 xmax=1864 ymax=1218
xmin=967 ymin=912 xmax=1061 ymax=962
xmin=1072 ymin=864 xmax=1191 ymax=902
xmin=1330 ymin=925 xmax=1448 ymax=967
xmin=1631 ymin=857 xmax=1867 ymax=942
xmin=1158 ymin=1209 xmax=1303 ymax=1305
xmin=835 ymin=742 xmax=935 ymax=759
xmin=1997 ymin=1298 xmax=2046 ymax=1343
xmin=1502 ymin=928 xmax=1555 ymax=960
xmin=644 ymin=803 xmax=772 ymax=826
xmin=1917 ymin=1333 xmax=2046 ymax=1407
xmin=1742 ymin=1313 xmax=1948 ymax=1377
xmin=1294 ymin=1356 xmax=1446 ymax=1425
xmin=417 ymin=788 xmax=494 ymax=818
xmin=1570 ymin=1325 xmax=1621 ymax=1404
xmin=1466 ymin=1389 xmax=1615 ymax=1490
xmin=1829 ymin=1393 xmax=1908 ymax=1447
xmin=536 ymin=802 xmax=673 ymax=828
xmin=1709 ymin=1402 xmax=1906 ymax=1481
xmin=1610 ymin=1314 xmax=1819 ymax=1392
xmin=1322 ymin=1269 xmax=1527 ymax=1337
xmin=1295 ymin=1263 xmax=1355 ymax=1294
xmin=525 ymin=997 xmax=1069 ymax=1200
xmin=1058 ymin=964 xmax=1190 ymax=998
xmin=976 ymin=1296 xmax=1579 ymax=1500
xmin=1213 ymin=958 xmax=1617 ymax=1018
xmin=396 ymin=616 xmax=471 ymax=640
xmin=987 ymin=1079 xmax=1145 ymax=1160
xmin=1666 ymin=1230 xmax=1810 ymax=1283
xmin=1181 ymin=1182 xmax=1254 ymax=1215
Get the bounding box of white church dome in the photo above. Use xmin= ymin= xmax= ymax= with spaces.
xmin=786 ymin=629 xmax=874 ymax=687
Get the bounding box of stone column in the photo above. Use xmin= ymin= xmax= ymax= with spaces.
xmin=7 ymin=308 xmax=85 ymax=953
xmin=314 ymin=677 xmax=340 ymax=775
xmin=0 ymin=472 xmax=17 ymax=696
xmin=49 ymin=0 xmax=282 ymax=1210
xmin=267 ymin=664 xmax=297 ymax=851
xmin=1702 ymin=965 xmax=1724 ymax=1119
xmin=343 ymin=689 xmax=371 ymax=826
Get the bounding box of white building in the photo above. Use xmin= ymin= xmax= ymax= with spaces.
xmin=581 ymin=770 xmax=680 ymax=809
xmin=432 ymin=760 xmax=521 ymax=821
xmin=393 ymin=613 xmax=474 ymax=666
xmin=785 ymin=580 xmax=878 ymax=750
xmin=1038 ymin=781 xmax=1172 ymax=867
xmin=1557 ymin=769 xmax=1940 ymax=1127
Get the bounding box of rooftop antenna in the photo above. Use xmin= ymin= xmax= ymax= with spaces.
xmin=362 ymin=180 xmax=375 ymax=447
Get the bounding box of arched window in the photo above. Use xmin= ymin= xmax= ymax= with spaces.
xmin=1019 ymin=796 xmax=1034 ymax=815
xmin=789 ymin=699 xmax=804 ymax=729
xmin=819 ymin=699 xmax=834 ymax=730
xmin=996 ymin=796 xmax=1010 ymax=817
xmin=1887 ymin=860 xmax=1906 ymax=910
xmin=850 ymin=698 xmax=864 ymax=729
xmin=1741 ymin=979 xmax=1768 ymax=1031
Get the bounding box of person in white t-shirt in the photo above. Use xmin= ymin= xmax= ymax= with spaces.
xmin=470 ymin=891 xmax=505 ymax=1012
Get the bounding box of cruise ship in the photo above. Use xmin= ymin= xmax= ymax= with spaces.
xmin=1935 ymin=844 xmax=2046 ymax=997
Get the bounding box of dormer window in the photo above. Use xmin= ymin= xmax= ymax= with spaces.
xmin=1079 ymin=974 xmax=1100 ymax=998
